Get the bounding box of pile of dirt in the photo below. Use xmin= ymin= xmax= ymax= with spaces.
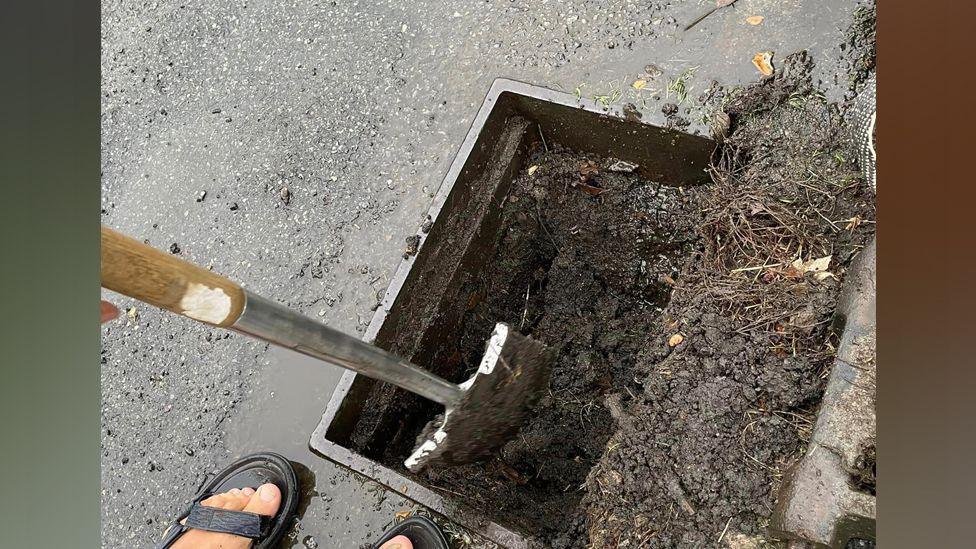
xmin=580 ymin=52 xmax=876 ymax=548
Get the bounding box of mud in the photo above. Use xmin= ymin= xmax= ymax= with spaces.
xmin=581 ymin=52 xmax=876 ymax=547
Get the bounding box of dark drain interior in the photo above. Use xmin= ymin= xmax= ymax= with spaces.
xmin=345 ymin=120 xmax=704 ymax=537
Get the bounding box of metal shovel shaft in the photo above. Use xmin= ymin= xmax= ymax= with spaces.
xmin=232 ymin=292 xmax=465 ymax=407
xmin=100 ymin=226 xmax=464 ymax=407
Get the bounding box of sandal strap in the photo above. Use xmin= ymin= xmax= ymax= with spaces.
xmin=183 ymin=502 xmax=271 ymax=538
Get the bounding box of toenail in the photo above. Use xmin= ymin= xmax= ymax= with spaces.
xmin=230 ymin=488 xmax=241 ymax=496
xmin=258 ymin=484 xmax=277 ymax=502
xmin=242 ymin=487 xmax=255 ymax=496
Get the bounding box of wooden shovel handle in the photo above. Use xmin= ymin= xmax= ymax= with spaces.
xmin=101 ymin=226 xmax=245 ymax=327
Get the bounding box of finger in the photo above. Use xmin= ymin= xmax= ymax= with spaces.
xmin=101 ymin=301 xmax=120 ymax=323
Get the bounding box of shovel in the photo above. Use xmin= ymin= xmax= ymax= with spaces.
xmin=101 ymin=226 xmax=553 ymax=472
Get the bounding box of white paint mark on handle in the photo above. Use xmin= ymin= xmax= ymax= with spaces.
xmin=180 ymin=283 xmax=232 ymax=324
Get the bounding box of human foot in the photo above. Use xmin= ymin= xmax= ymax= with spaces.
xmin=168 ymin=483 xmax=281 ymax=549
xmin=379 ymin=535 xmax=413 ymax=549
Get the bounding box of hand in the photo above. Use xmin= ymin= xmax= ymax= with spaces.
xmin=101 ymin=300 xmax=119 ymax=324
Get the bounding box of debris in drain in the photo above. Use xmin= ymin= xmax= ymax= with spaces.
xmin=710 ymin=111 xmax=731 ymax=142
xmin=607 ymin=159 xmax=639 ymax=173
xmin=348 ymin=49 xmax=875 ymax=549
xmin=353 ymin=140 xmax=704 ymax=544
xmin=578 ymin=159 xmax=599 ymax=181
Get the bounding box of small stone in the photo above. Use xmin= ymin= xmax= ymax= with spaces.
xmin=420 ymin=216 xmax=433 ymax=233
xmin=661 ymin=103 xmax=679 ymax=117
xmin=184 ymin=447 xmax=194 ymax=456
xmin=302 ymin=535 xmax=318 ymax=549
xmin=279 ymin=187 xmax=291 ymax=204
xmin=121 ymin=457 xmax=129 ymax=464
xmin=606 ymin=40 xmax=616 ymax=49
xmin=229 ymin=202 xmax=239 ymax=211
xmin=169 ymin=243 xmax=181 ymax=254
xmin=196 ymin=191 xmax=207 ymax=202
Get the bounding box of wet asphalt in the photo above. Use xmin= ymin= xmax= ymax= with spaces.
xmin=100 ymin=0 xmax=866 ymax=546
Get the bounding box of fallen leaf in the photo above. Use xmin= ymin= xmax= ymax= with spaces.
xmin=127 ymin=307 xmax=138 ymax=320
xmin=662 ymin=274 xmax=676 ymax=286
xmin=746 ymin=15 xmax=764 ymax=25
xmin=632 ymin=79 xmax=648 ymax=90
xmin=752 ymin=51 xmax=774 ymax=76
xmin=791 ymin=255 xmax=832 ymax=273
xmin=668 ymin=333 xmax=684 ymax=347
xmin=786 ymin=255 xmax=833 ymax=279
xmin=528 ymin=165 xmax=539 ymax=175
xmin=579 ymin=183 xmax=607 ymax=196
xmin=579 ymin=160 xmax=599 ymax=180
xmin=394 ymin=510 xmax=412 ymax=521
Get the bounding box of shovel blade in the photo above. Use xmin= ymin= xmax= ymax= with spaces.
xmin=404 ymin=323 xmax=553 ymax=472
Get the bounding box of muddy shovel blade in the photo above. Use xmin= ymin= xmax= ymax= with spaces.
xmin=405 ymin=323 xmax=554 ymax=472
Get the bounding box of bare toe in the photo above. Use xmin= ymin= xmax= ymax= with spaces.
xmin=380 ymin=534 xmax=414 ymax=549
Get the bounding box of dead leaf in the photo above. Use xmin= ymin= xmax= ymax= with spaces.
xmin=791 ymin=255 xmax=832 ymax=273
xmin=632 ymin=79 xmax=648 ymax=90
xmin=579 ymin=160 xmax=599 ymax=181
xmin=668 ymin=333 xmax=684 ymax=347
xmin=394 ymin=510 xmax=412 ymax=521
xmin=813 ymin=271 xmax=836 ymax=282
xmin=579 ymin=183 xmax=607 ymax=196
xmin=662 ymin=274 xmax=676 ymax=286
xmin=746 ymin=15 xmax=764 ymax=25
xmin=528 ymin=165 xmax=539 ymax=175
xmin=752 ymin=51 xmax=774 ymax=76
xmin=126 ymin=307 xmax=138 ymax=320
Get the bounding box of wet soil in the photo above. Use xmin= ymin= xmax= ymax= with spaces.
xmin=353 ymin=140 xmax=705 ymax=541
xmin=581 ymin=51 xmax=876 ymax=547
xmin=423 ymin=147 xmax=703 ymax=542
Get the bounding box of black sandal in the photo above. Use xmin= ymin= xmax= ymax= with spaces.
xmin=156 ymin=452 xmax=299 ymax=549
xmin=372 ymin=515 xmax=450 ymax=549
